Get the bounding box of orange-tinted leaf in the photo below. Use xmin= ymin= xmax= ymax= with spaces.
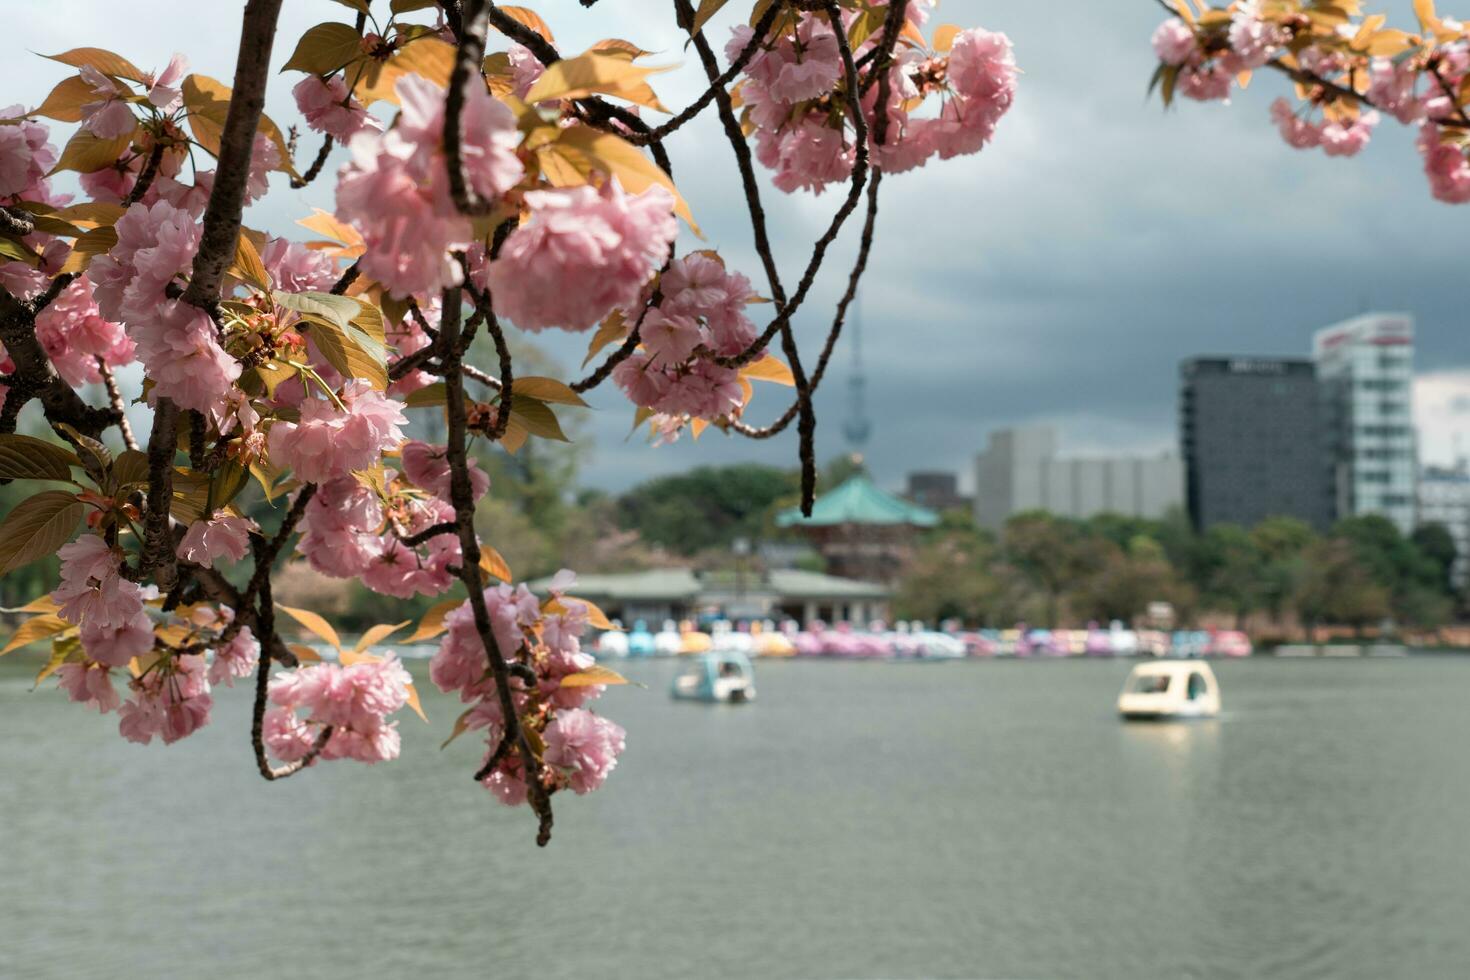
xmin=355 ymin=620 xmax=410 ymax=652
xmin=560 ymin=665 xmax=629 ymax=687
xmin=741 ymin=353 xmax=795 ymax=386
xmin=480 ymin=546 xmax=513 ymax=583
xmin=278 ymin=605 xmax=342 ymax=651
xmin=406 ymin=597 xmax=462 ymax=643
xmin=1 ymin=615 xmax=71 ymax=656
xmin=45 ymin=47 xmax=145 ymax=83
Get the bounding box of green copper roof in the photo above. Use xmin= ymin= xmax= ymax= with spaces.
xmin=775 ymin=473 xmax=940 ymax=528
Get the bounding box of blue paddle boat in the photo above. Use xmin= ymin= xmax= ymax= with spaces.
xmin=670 ymin=651 xmax=756 ymax=704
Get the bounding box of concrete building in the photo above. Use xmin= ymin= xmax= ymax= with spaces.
xmin=1314 ymin=313 xmax=1417 ymax=534
xmin=1418 ymin=465 xmax=1470 ymax=587
xmin=1179 ymin=357 xmax=1332 ymax=530
xmin=973 ymin=426 xmax=1183 ymax=530
xmin=905 ymin=471 xmax=968 ymax=513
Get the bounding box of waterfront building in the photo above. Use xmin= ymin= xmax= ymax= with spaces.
xmin=973 ymin=426 xmax=1183 ymax=530
xmin=776 ymin=470 xmax=939 ymax=582
xmin=1313 ymin=313 xmax=1417 ymax=533
xmin=1179 ymin=357 xmax=1331 ymax=530
xmin=1418 ymin=465 xmax=1470 ymax=587
xmin=527 ymin=568 xmax=891 ymax=627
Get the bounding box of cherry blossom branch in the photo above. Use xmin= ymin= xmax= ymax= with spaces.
xmin=479 ymin=2 xmax=676 ymax=176
xmin=124 ymin=142 xmax=165 ymax=206
xmin=733 ymin=168 xmax=884 ymax=439
xmin=248 ymin=532 xmax=329 ymax=780
xmin=438 ymin=288 xmax=554 ymax=845
xmin=289 ymin=134 xmax=334 ymax=189
xmin=0 ymin=281 xmax=118 ymax=438
xmin=97 ymin=361 xmax=138 ymax=450
xmin=136 ymin=0 xmax=284 ymax=587
xmin=621 ymin=0 xmax=786 ymax=147
xmin=443 ymin=0 xmax=497 ymax=215
xmin=182 ymin=0 xmax=284 ymax=308
xmin=1150 ymin=0 xmax=1470 ymax=131
xmin=0 ymin=204 xmax=35 ymax=237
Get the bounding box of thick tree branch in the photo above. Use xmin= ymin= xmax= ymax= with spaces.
xmin=440 ymin=288 xmax=553 ymax=845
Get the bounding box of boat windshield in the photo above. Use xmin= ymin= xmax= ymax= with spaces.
xmin=1187 ymin=673 xmax=1207 ymax=699
xmin=1131 ymin=674 xmax=1171 ymax=694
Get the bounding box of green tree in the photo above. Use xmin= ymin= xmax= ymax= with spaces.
xmin=617 ymin=464 xmax=799 ymax=555
xmin=1295 ymin=539 xmax=1391 ymax=634
xmin=1410 ymin=523 xmax=1458 ymax=596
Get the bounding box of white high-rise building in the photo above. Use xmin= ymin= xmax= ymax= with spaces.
xmin=1313 ymin=313 xmax=1418 ymax=534
xmin=974 ymin=426 xmax=1183 ymax=530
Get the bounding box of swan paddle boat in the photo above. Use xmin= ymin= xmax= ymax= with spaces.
xmin=1117 ymin=660 xmax=1220 ymax=721
xmin=671 ymin=651 xmax=756 ymax=704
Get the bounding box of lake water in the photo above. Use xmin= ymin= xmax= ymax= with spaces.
xmin=3 ymin=654 xmax=1469 ymax=979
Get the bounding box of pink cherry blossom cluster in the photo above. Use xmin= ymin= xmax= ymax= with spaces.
xmin=267 ymin=379 xmax=407 ymax=483
xmin=50 ymin=570 xmax=259 ymax=747
xmin=295 ymin=464 xmax=472 ymax=600
xmin=52 ymin=534 xmax=155 ymax=668
xmin=263 ymin=654 xmax=413 ymax=764
xmin=1269 ymin=99 xmax=1380 ymax=157
xmin=612 ymin=252 xmax=756 ymax=424
xmin=292 ymin=74 xmax=380 ymax=143
xmin=1150 ymin=8 xmax=1271 ymax=103
xmin=89 ymin=200 xmax=243 ymax=418
xmin=176 ymin=510 xmax=258 ymax=568
xmin=335 ymin=73 xmax=524 ymax=297
xmin=0 ymin=109 xmax=69 ymax=301
xmin=117 ymin=651 xmax=214 ymax=745
xmin=1417 ymin=123 xmax=1470 ymax=203
xmin=430 ymin=573 xmax=625 ymax=805
xmin=1149 ymin=7 xmax=1470 ymax=183
xmin=33 ymin=276 xmax=135 ymax=387
xmin=730 ymin=7 xmax=1017 ymax=194
xmin=483 ymin=177 xmax=678 ymax=332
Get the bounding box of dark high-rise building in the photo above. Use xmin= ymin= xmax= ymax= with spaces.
xmin=1179 ymin=358 xmax=1332 ymax=530
xmin=905 ymin=471 xmax=967 ymax=512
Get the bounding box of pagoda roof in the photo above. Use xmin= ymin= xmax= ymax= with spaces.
xmin=775 ymin=473 xmax=940 ymax=529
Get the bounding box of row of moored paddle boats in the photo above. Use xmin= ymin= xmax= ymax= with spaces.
xmin=596 ymin=620 xmax=1253 ymax=660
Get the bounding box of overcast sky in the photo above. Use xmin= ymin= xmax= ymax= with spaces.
xmin=7 ymin=0 xmax=1468 ymax=491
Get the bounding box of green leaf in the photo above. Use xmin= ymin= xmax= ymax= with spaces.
xmin=170 ymin=469 xmax=212 ymax=525
xmin=391 ymin=0 xmax=439 ymax=11
xmin=0 ymin=491 xmax=84 ymax=575
xmin=0 ymin=237 xmax=40 ymax=267
xmin=306 ymin=316 xmax=388 ymax=390
xmin=405 ymin=383 xmax=447 ymax=408
xmin=209 ymin=460 xmax=251 ymax=513
xmin=506 ymin=395 xmax=569 ymax=443
xmin=112 ymin=449 xmax=149 ymax=488
xmin=512 ymin=376 xmax=589 ymax=407
xmin=0 ymin=435 xmax=77 ymax=482
xmin=274 ymin=289 xmax=360 ymax=330
xmin=281 ymin=22 xmax=365 ymax=75
xmin=36 ymin=633 xmax=84 ymax=687
xmin=54 ymin=423 xmax=112 ymax=490
xmin=49 ymin=129 xmax=133 ymax=176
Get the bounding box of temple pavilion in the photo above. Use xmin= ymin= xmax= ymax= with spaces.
xmin=775 ymin=471 xmax=939 ymax=583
